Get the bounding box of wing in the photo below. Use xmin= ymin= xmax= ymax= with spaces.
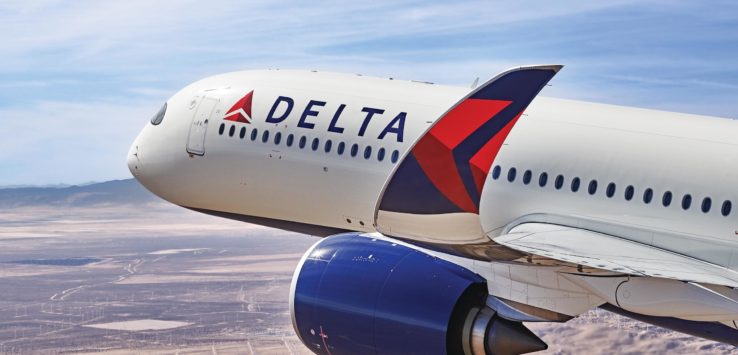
xmin=374 ymin=65 xmax=562 ymax=243
xmin=494 ymin=222 xmax=738 ymax=288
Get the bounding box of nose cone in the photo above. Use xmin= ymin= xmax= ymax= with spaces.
xmin=125 ymin=107 xmax=192 ymax=207
xmin=126 ymin=90 xmax=214 ymax=208
xmin=127 ymin=142 xmax=140 ymax=178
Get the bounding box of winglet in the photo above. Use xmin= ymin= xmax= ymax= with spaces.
xmin=377 ymin=65 xmax=562 ymax=216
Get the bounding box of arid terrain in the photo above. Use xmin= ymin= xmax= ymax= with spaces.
xmin=0 ymin=180 xmax=735 ymax=354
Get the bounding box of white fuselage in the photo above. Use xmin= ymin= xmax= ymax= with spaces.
xmin=128 ymin=70 xmax=738 ymax=270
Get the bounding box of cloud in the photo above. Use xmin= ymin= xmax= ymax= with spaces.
xmin=2 ymin=0 xmax=738 ymax=184
xmin=0 ymin=99 xmax=160 ymax=185
xmin=0 ymin=0 xmax=645 ymax=76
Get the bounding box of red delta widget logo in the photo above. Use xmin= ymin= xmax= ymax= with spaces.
xmin=223 ymin=91 xmax=253 ymax=124
xmin=224 ymin=90 xmax=406 ymax=142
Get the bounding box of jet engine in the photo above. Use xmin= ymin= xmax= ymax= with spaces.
xmin=289 ymin=233 xmax=547 ymax=355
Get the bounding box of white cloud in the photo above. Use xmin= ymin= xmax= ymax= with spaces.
xmin=2 ymin=0 xmax=738 ymax=184
xmin=0 ymin=0 xmax=643 ymax=72
xmin=0 ymin=99 xmax=159 ymax=185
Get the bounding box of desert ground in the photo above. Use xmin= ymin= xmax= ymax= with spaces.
xmin=0 ymin=181 xmax=735 ymax=354
xmin=0 ymin=203 xmax=314 ymax=354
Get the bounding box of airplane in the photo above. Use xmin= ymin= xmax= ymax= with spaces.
xmin=127 ymin=65 xmax=738 ymax=355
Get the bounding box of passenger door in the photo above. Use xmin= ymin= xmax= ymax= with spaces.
xmin=186 ymin=95 xmax=219 ymax=156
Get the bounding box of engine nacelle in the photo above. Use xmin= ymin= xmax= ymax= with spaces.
xmin=289 ymin=233 xmax=547 ymax=355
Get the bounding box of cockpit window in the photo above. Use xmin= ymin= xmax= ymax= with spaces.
xmin=150 ymin=103 xmax=167 ymax=125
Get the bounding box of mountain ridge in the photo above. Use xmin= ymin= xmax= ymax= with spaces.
xmin=0 ymin=179 xmax=159 ymax=208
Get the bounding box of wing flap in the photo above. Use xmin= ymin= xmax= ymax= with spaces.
xmin=495 ymin=223 xmax=738 ymax=288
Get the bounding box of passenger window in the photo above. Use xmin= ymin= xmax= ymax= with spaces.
xmin=507 ymin=168 xmax=517 ymax=182
xmin=337 ymin=142 xmax=346 ymax=155
xmin=350 ymin=144 xmax=359 ymax=157
xmin=523 ymin=170 xmax=532 ymax=185
xmin=364 ymin=146 xmax=372 ymax=159
xmin=492 ymin=166 xmax=502 ymax=180
xmin=606 ymin=182 xmax=615 ymax=198
xmin=643 ymin=188 xmax=653 ymax=204
xmin=377 ymin=148 xmax=386 ymax=161
xmin=250 ymin=128 xmax=258 ymax=141
xmin=286 ymin=134 xmax=294 ymax=147
xmin=239 ymin=127 xmax=246 ymax=139
xmin=229 ymin=125 xmax=236 ymax=137
xmin=554 ymin=175 xmax=564 ymax=190
xmin=219 ymin=123 xmax=225 ymax=135
xmin=702 ymin=197 xmax=712 ymax=213
xmin=571 ymin=177 xmax=580 ymax=192
xmin=722 ymin=200 xmax=732 ymax=216
xmin=299 ymin=136 xmax=307 ymax=149
xmin=312 ymin=138 xmax=320 ymax=151
xmin=662 ymin=191 xmax=672 ymax=207
xmin=391 ymin=150 xmax=400 ymax=163
xmin=588 ymin=180 xmax=598 ymax=195
xmin=274 ymin=131 xmax=282 ymax=145
xmin=682 ymin=194 xmax=692 ymax=210
xmin=539 ymin=172 xmax=548 ymax=187
xmin=624 ymin=185 xmax=634 ymax=201
xmin=262 ymin=130 xmax=270 ymax=143
xmin=325 ymin=140 xmax=333 ymax=153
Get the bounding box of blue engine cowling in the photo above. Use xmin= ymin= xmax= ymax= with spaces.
xmin=289 ymin=233 xmax=487 ymax=355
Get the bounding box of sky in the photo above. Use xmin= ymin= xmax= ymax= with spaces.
xmin=1 ymin=0 xmax=738 ymax=186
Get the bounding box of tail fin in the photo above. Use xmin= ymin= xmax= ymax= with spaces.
xmin=378 ymin=65 xmax=562 ymax=215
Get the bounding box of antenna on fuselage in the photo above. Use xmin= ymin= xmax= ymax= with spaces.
xmin=470 ymin=77 xmax=480 ymax=89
